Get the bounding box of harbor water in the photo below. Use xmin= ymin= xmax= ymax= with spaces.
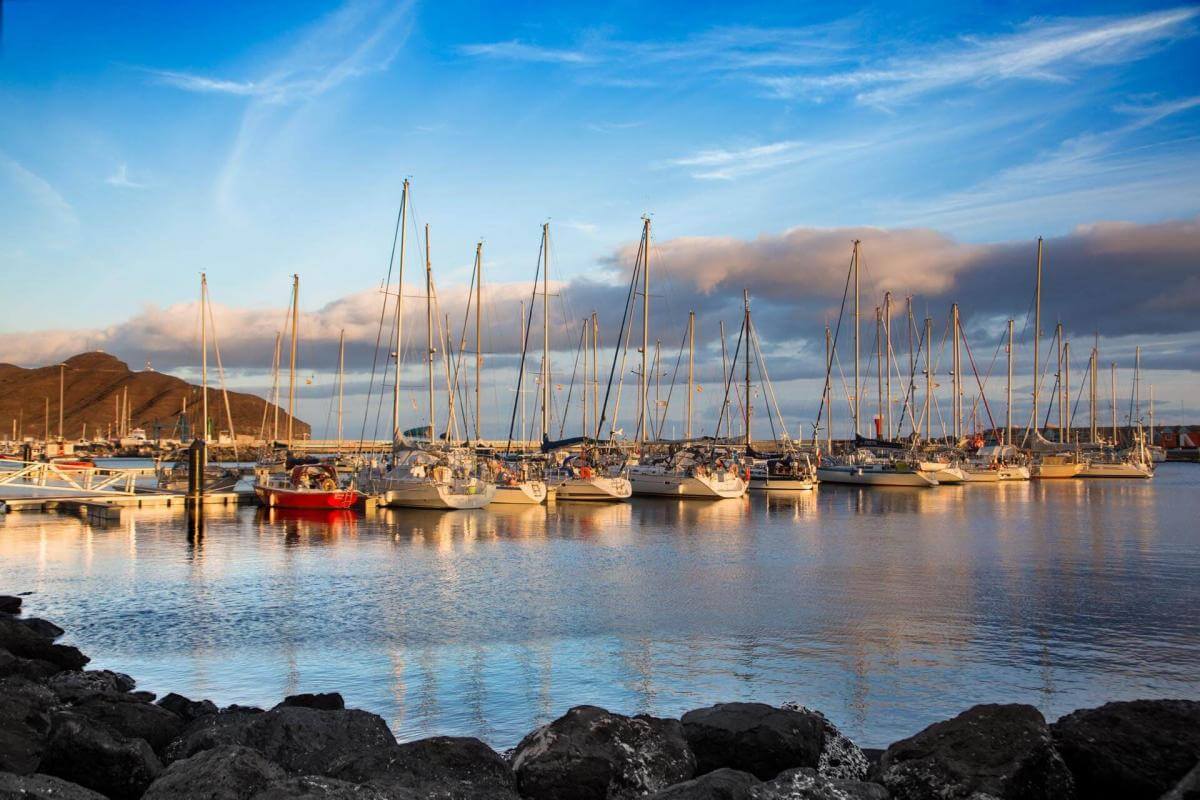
xmin=1 ymin=464 xmax=1197 ymax=749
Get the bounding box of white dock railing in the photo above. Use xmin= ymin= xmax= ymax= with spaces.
xmin=0 ymin=461 xmax=139 ymax=495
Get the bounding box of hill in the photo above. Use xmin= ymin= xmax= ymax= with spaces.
xmin=0 ymin=351 xmax=307 ymax=441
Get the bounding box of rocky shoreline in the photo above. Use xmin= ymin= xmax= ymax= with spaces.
xmin=2 ymin=593 xmax=1198 ymax=800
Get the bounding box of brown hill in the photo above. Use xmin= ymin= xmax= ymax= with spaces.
xmin=0 ymin=351 xmax=307 ymax=441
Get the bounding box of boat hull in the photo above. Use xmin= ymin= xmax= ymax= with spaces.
xmin=554 ymin=476 xmax=632 ymax=501
xmin=629 ymin=470 xmax=747 ymax=499
xmin=749 ymin=475 xmax=817 ymax=491
xmin=492 ymin=480 xmax=548 ymax=504
xmin=1078 ymin=463 xmax=1153 ymax=479
xmin=961 ymin=468 xmax=1001 ymax=483
xmin=380 ymin=480 xmax=496 ymax=509
xmin=254 ymin=485 xmax=359 ymax=509
xmin=816 ymin=466 xmax=937 ymax=487
xmin=1032 ymin=463 xmax=1084 ymax=479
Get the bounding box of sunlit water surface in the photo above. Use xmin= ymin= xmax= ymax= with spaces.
xmin=2 ymin=465 xmax=1197 ymax=749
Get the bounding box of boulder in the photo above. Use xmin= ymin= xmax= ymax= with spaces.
xmin=0 ymin=596 xmax=21 ymax=614
xmin=166 ymin=705 xmax=396 ymax=775
xmin=47 ymin=669 xmax=136 ymax=702
xmin=142 ymin=744 xmax=287 ymax=800
xmin=0 ymin=648 xmax=61 ymax=682
xmin=682 ymin=702 xmax=830 ymax=780
xmin=0 ymin=617 xmax=88 ymax=671
xmin=1051 ymin=699 xmax=1200 ymax=800
xmin=331 ymin=736 xmax=518 ymax=799
xmin=0 ymin=677 xmax=58 ymax=774
xmin=880 ymin=703 xmax=1074 ymax=800
xmin=645 ymin=767 xmax=761 ymax=799
xmin=277 ymin=692 xmax=346 ymax=711
xmin=747 ymin=767 xmax=889 ymax=799
xmin=16 ymin=618 xmax=64 ymax=641
xmin=1160 ymin=760 xmax=1200 ymax=800
xmin=159 ymin=691 xmax=220 ymax=723
xmin=38 ymin=711 xmax=163 ymax=800
xmin=252 ymin=775 xmax=413 ymax=799
xmin=512 ymin=705 xmax=696 ymax=800
xmin=71 ymin=691 xmax=186 ymax=752
xmin=0 ymin=771 xmax=108 ymax=799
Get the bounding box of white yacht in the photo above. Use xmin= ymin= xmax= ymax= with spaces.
xmin=359 ymin=448 xmax=495 ymax=509
xmin=748 ymin=452 xmax=818 ymax=491
xmin=630 ymin=447 xmax=748 ymax=499
xmin=816 ymin=451 xmax=938 ymax=487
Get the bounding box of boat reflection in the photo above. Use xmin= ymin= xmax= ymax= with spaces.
xmin=257 ymin=507 xmax=360 ymax=540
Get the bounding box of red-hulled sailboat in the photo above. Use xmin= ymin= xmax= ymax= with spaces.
xmin=254 ymin=464 xmax=358 ymax=509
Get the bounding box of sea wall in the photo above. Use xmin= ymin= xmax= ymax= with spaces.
xmin=2 ymin=593 xmax=1198 ymax=799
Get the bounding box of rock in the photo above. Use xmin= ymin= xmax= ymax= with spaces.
xmin=132 ymin=690 xmax=157 ymax=702
xmin=782 ymin=704 xmax=870 ymax=781
xmin=512 ymin=705 xmax=696 ymax=800
xmin=747 ymin=767 xmax=889 ymax=799
xmin=1160 ymin=760 xmax=1200 ymax=800
xmin=0 ymin=596 xmax=21 ymax=614
xmin=861 ymin=750 xmax=884 ymax=783
xmin=880 ymin=703 xmax=1074 ymax=800
xmin=277 ymin=692 xmax=346 ymax=711
xmin=15 ymin=618 xmax=64 ymax=641
xmin=331 ymin=736 xmax=518 ymax=799
xmin=0 ymin=648 xmax=61 ymax=682
xmin=166 ymin=705 xmax=396 ymax=775
xmin=1050 ymin=699 xmax=1200 ymax=800
xmin=47 ymin=669 xmax=136 ymax=702
xmin=252 ymin=775 xmax=411 ymax=799
xmin=71 ymin=691 xmax=186 ymax=752
xmin=0 ymin=677 xmax=58 ymax=774
xmin=645 ymin=767 xmax=761 ymax=799
xmin=682 ymin=702 xmax=829 ymax=781
xmin=0 ymin=771 xmax=108 ymax=799
xmin=142 ymin=744 xmax=287 ymax=800
xmin=0 ymin=617 xmax=88 ymax=671
xmin=39 ymin=711 xmax=163 ymax=800
xmin=159 ymin=692 xmax=220 ymax=723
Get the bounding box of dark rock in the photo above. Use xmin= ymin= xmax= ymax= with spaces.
xmin=0 ymin=648 xmax=61 ymax=682
xmin=278 ymin=692 xmax=346 ymax=711
xmin=512 ymin=705 xmax=696 ymax=800
xmin=880 ymin=703 xmax=1074 ymax=800
xmin=159 ymin=691 xmax=220 ymax=723
xmin=16 ymin=618 xmax=64 ymax=641
xmin=39 ymin=711 xmax=163 ymax=800
xmin=1160 ymin=760 xmax=1200 ymax=800
xmin=0 ymin=676 xmax=58 ymax=774
xmin=1051 ymin=699 xmax=1200 ymax=800
xmin=142 ymin=744 xmax=287 ymax=800
xmin=682 ymin=702 xmax=828 ymax=780
xmin=0 ymin=617 xmax=88 ymax=671
xmin=331 ymin=736 xmax=518 ymax=799
xmin=166 ymin=705 xmax=396 ymax=775
xmin=747 ymin=767 xmax=889 ymax=799
xmin=132 ymin=690 xmax=157 ymax=702
xmin=0 ymin=771 xmax=108 ymax=799
xmin=782 ymin=703 xmax=870 ymax=781
xmin=252 ymin=775 xmax=411 ymax=799
xmin=0 ymin=596 xmax=21 ymax=614
xmin=645 ymin=767 xmax=761 ymax=799
xmin=861 ymin=749 xmax=884 ymax=783
xmin=47 ymin=669 xmax=136 ymax=702
xmin=72 ymin=690 xmax=186 ymax=752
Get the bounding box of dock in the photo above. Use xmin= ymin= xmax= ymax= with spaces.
xmin=1 ymin=491 xmax=255 ymax=523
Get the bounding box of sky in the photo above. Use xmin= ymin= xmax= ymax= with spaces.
xmin=1 ymin=0 xmax=1198 ymax=440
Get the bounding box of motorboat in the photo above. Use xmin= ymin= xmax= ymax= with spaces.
xmin=255 ymin=464 xmax=358 ymax=509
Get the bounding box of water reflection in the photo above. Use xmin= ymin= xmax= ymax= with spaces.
xmin=0 ymin=466 xmax=1195 ymax=750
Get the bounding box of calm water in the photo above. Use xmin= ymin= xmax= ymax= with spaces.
xmin=2 ymin=466 xmax=1198 ymax=749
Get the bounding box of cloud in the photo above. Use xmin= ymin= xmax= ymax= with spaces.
xmin=0 ymin=152 xmax=77 ymax=228
xmin=458 ymin=40 xmax=591 ymax=64
xmin=149 ymin=70 xmax=265 ymax=98
xmin=105 ymin=164 xmax=146 ymax=189
xmin=759 ymin=7 xmax=1198 ymax=106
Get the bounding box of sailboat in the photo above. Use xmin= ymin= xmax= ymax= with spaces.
xmin=1079 ymin=352 xmax=1153 ymax=478
xmin=356 ymin=182 xmax=495 ymax=510
xmin=255 ymin=275 xmax=361 ymax=509
xmin=157 ymin=272 xmax=240 ymax=493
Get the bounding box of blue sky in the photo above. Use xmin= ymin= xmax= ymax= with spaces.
xmin=1 ymin=0 xmax=1198 ymax=437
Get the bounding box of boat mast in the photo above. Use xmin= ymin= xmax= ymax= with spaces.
xmin=743 ymin=290 xmax=751 ymax=448
xmin=884 ymin=292 xmax=892 ymax=440
xmin=1110 ymin=362 xmax=1118 ymax=445
xmin=875 ymin=306 xmax=883 ymax=438
xmin=391 ymin=179 xmax=409 ymax=451
xmin=58 ymin=364 xmax=64 ymax=440
xmin=1006 ymin=319 xmax=1014 ymax=446
xmin=1149 ymin=384 xmax=1155 ymax=444
xmin=271 ymin=331 xmax=281 ymax=442
xmin=1090 ymin=335 xmax=1098 ymax=444
xmin=287 ymin=274 xmax=298 ymax=448
xmin=1032 ymin=237 xmax=1043 ymax=439
xmin=541 ymin=223 xmax=550 ymax=442
xmin=425 ymin=224 xmax=435 ymax=442
xmin=592 ymin=312 xmax=600 ymax=439
xmin=337 ymin=329 xmax=345 ymax=451
xmin=1063 ymin=339 xmax=1071 ymax=444
xmin=519 ymin=301 xmax=527 ymax=445
xmin=581 ymin=319 xmax=589 ymax=438
xmin=640 ymin=217 xmax=651 ymax=447
xmin=687 ymin=310 xmax=695 ymax=440
xmin=952 ymin=304 xmax=961 ymax=444
xmin=201 ymin=272 xmax=208 ymax=443
xmin=1134 ymin=345 xmax=1142 ymax=426
xmin=824 ymin=324 xmax=833 ymax=451
xmin=923 ymin=316 xmax=933 ymax=443
xmin=852 ymin=240 xmax=860 ymax=438
xmin=1055 ymin=322 xmax=1064 ymax=443
xmin=475 ymin=242 xmax=483 ymax=442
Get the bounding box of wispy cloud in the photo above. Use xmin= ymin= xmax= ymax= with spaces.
xmin=458 ymin=40 xmax=591 ymax=64
xmin=759 ymin=7 xmax=1199 ymax=106
xmin=0 ymin=152 xmax=76 ymax=227
xmin=105 ymin=164 xmax=146 ymax=189
xmin=586 ymin=120 xmax=644 ymax=133
xmin=149 ymin=70 xmax=265 ymax=98
xmin=665 ymin=138 xmax=876 ymax=180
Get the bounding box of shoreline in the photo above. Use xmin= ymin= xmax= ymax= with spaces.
xmin=3 ymin=593 xmax=1199 ymax=799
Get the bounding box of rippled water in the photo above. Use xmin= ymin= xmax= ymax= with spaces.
xmin=2 ymin=465 xmax=1198 ymax=749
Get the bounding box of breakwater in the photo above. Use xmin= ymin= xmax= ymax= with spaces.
xmin=2 ymin=594 xmax=1198 ymax=799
